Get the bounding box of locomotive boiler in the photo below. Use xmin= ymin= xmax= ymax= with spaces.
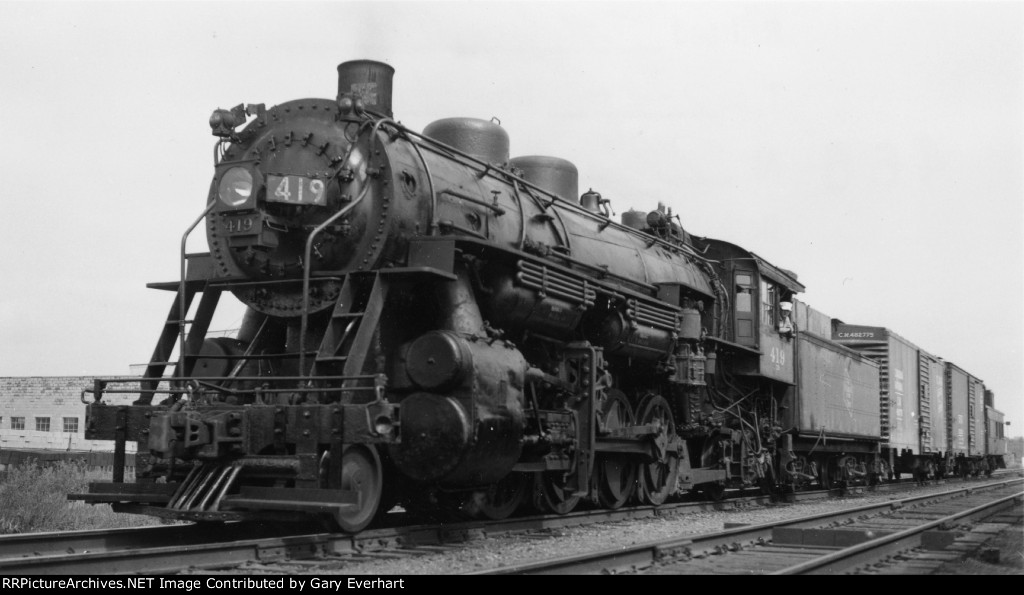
xmin=72 ymin=58 xmax=1004 ymax=533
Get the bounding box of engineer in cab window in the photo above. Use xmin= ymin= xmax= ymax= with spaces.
xmin=778 ymin=301 xmax=794 ymax=338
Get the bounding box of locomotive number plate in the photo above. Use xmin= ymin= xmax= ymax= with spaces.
xmin=267 ymin=175 xmax=326 ymax=206
xmin=222 ymin=213 xmax=259 ymax=235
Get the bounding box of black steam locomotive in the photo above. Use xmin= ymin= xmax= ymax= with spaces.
xmin=73 ymin=60 xmax=1006 ymax=532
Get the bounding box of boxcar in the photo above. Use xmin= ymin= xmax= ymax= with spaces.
xmin=946 ymin=362 xmax=970 ymax=457
xmin=967 ymin=374 xmax=986 ymax=458
xmin=832 ymin=324 xmax=948 ymax=479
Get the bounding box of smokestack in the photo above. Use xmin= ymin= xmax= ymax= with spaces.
xmin=337 ymin=59 xmax=395 ymax=117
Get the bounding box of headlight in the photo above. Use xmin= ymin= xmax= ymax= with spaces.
xmin=218 ymin=167 xmax=254 ymax=207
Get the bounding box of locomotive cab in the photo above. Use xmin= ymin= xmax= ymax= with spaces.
xmin=694 ymin=238 xmax=804 ymax=385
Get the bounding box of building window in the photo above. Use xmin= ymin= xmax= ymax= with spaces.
xmin=63 ymin=417 xmax=79 ymax=433
xmin=35 ymin=417 xmax=50 ymax=432
xmin=11 ymin=417 xmax=25 ymax=430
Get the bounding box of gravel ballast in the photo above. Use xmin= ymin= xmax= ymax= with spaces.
xmin=312 ymin=480 xmax=1016 ymax=575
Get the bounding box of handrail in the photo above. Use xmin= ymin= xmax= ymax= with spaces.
xmin=83 ymin=374 xmax=382 ymax=401
xmin=178 ymin=200 xmax=217 ymax=380
xmin=393 ymin=122 xmax=708 ymax=263
xmin=297 ymin=188 xmax=370 ymax=377
xmin=297 ymin=119 xmax=387 ymax=377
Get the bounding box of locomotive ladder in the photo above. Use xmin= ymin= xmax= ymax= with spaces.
xmin=310 ymin=272 xmax=389 ymax=403
xmin=134 ymin=200 xmax=219 ymax=406
xmin=135 ymin=262 xmax=221 ymax=406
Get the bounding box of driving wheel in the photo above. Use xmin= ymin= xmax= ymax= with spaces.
xmin=636 ymin=394 xmax=679 ymax=506
xmin=533 ymin=471 xmax=581 ymax=515
xmin=596 ymin=390 xmax=638 ymax=509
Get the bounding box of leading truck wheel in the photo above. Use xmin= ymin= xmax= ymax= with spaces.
xmin=328 ymin=445 xmax=384 ymax=533
xmin=636 ymin=394 xmax=679 ymax=506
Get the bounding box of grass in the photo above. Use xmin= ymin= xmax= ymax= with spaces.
xmin=0 ymin=460 xmax=160 ymax=534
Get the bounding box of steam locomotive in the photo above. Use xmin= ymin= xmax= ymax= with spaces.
xmin=73 ymin=60 xmax=1006 ymax=532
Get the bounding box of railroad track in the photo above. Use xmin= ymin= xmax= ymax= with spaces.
xmin=1 ymin=471 xmax=1018 ymax=574
xmin=470 ymin=477 xmax=1023 ymax=575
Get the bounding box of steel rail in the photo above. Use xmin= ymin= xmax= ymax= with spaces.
xmin=0 ymin=532 xmax=334 ymax=575
xmin=2 ymin=473 xmax=1017 ymax=574
xmin=772 ymin=489 xmax=1024 ymax=575
xmin=0 ymin=490 xmax=788 ymax=574
xmin=466 ymin=477 xmax=1023 ymax=575
xmin=0 ymin=521 xmax=326 ymax=565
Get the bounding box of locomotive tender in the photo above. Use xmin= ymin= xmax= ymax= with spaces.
xmin=73 ymin=60 xmax=1005 ymax=531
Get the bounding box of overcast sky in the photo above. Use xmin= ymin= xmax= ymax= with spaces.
xmin=1 ymin=1 xmax=1021 ymax=434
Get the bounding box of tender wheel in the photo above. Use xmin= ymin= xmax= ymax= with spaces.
xmin=466 ymin=472 xmax=530 ymax=521
xmin=788 ymin=455 xmax=815 ymax=491
xmin=837 ymin=455 xmax=858 ymax=487
xmin=636 ymin=394 xmax=679 ymax=506
xmin=533 ymin=472 xmax=581 ymax=515
xmin=596 ymin=390 xmax=638 ymax=509
xmin=327 ymin=444 xmax=384 ymax=533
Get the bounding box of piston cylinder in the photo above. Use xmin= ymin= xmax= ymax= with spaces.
xmin=391 ymin=335 xmax=527 ymax=485
xmin=404 ymin=330 xmax=473 ymax=392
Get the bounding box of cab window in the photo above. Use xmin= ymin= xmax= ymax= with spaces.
xmin=736 ymin=273 xmax=753 ymax=312
xmin=761 ymin=280 xmax=777 ymax=327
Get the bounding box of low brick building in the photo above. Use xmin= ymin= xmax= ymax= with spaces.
xmin=1007 ymin=436 xmax=1024 ymax=468
xmin=0 ymin=376 xmax=138 ymax=455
